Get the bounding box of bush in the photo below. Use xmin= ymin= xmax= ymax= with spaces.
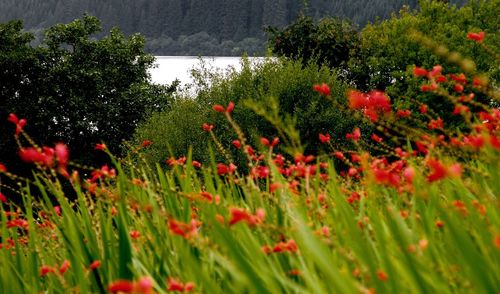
xmin=133 ymin=58 xmax=371 ymax=167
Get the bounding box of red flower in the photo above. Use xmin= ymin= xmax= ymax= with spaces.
xmin=212 ymin=102 xmax=235 ymax=113
xmin=453 ymin=83 xmax=464 ymax=93
xmin=270 ymin=239 xmax=298 ymax=254
xmin=313 ymin=83 xmax=331 ymax=96
xmin=217 ymin=163 xmax=236 ymax=175
xmin=95 ymin=143 xmax=107 ymax=151
xmin=202 ymin=123 xmax=214 ymax=132
xmin=348 ymin=90 xmax=391 ymax=121
xmin=371 ymin=134 xmax=383 ymax=143
xmin=430 ymin=65 xmax=442 ymax=77
xmin=449 ymin=73 xmax=467 ymax=84
xmin=226 ymin=101 xmax=235 ymax=113
xmin=0 ymin=163 xmax=6 ymax=172
xmin=413 ymin=66 xmax=428 ymax=77
xmin=467 ymin=31 xmax=485 ymax=43
xmin=319 ymin=133 xmax=331 ymax=143
xmin=55 ymin=143 xmax=69 ymax=173
xmin=40 ymin=265 xmax=55 ymax=277
xmin=7 ymin=113 xmax=27 ymax=136
xmin=396 ymin=109 xmax=412 ymax=118
xmin=420 ymin=104 xmax=428 ymax=114
xmin=228 ymin=207 xmax=265 ymax=226
xmin=212 ymin=104 xmax=225 ymax=113
xmin=0 ymin=193 xmax=7 ymax=203
xmin=260 ymin=137 xmax=279 ymax=147
xmin=334 ymin=151 xmax=345 ymax=160
xmin=59 ymin=260 xmax=71 ymax=274
xmin=19 ymin=147 xmax=54 ymax=166
xmin=130 ymin=230 xmax=141 ymax=240
xmin=168 ymin=219 xmax=198 ymax=239
xmin=376 ymin=270 xmax=389 ymax=282
xmin=89 ymin=260 xmax=101 ymax=270
xmin=428 ymin=118 xmax=443 ymax=130
xmin=136 ymin=277 xmax=154 ymax=294
xmin=167 ymin=278 xmax=195 ymax=292
xmin=232 ymin=140 xmax=241 ymax=149
xmin=141 ymin=140 xmax=152 ymax=147
xmin=191 ymin=160 xmax=202 ymax=168
xmin=421 ymin=84 xmax=437 ymax=92
xmin=108 ymin=280 xmax=135 ymax=293
xmin=346 ymin=128 xmax=361 ymax=141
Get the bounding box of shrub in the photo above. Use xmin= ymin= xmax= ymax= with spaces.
xmin=133 ymin=58 xmax=372 ymax=168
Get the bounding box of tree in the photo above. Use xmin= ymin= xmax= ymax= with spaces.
xmin=0 ymin=15 xmax=174 ymax=177
xmin=266 ymin=14 xmax=360 ymax=79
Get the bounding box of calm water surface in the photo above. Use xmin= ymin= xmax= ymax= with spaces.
xmin=150 ymin=56 xmax=265 ymax=86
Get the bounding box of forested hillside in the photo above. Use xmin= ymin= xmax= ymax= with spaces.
xmin=0 ymin=0 xmax=466 ymax=55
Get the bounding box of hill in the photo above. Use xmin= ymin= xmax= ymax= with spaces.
xmin=0 ymin=0 xmax=466 ymax=55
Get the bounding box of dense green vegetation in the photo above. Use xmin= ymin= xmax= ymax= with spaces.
xmin=0 ymin=0 xmax=466 ymax=55
xmin=135 ymin=0 xmax=498 ymax=168
xmin=0 ymin=15 xmax=174 ymax=178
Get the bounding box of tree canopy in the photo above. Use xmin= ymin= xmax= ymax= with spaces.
xmin=0 ymin=15 xmax=173 ymax=175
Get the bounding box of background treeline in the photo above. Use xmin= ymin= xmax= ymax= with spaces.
xmin=0 ymin=0 xmax=466 ymax=55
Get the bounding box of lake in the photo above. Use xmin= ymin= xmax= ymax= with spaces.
xmin=149 ymin=56 xmax=266 ymax=87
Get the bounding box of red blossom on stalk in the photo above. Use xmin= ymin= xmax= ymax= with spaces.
xmin=168 ymin=219 xmax=199 ymax=239
xmin=7 ymin=113 xmax=27 ymax=136
xmin=467 ymin=31 xmax=485 ymax=43
xmin=0 ymin=163 xmax=6 ymax=172
xmin=202 ymin=123 xmax=214 ymax=132
xmin=212 ymin=102 xmax=235 ymax=113
xmin=396 ymin=109 xmax=412 ymax=118
xmin=89 ymin=260 xmax=101 ymax=270
xmin=217 ymin=163 xmax=237 ymax=175
xmin=130 ymin=230 xmax=141 ymax=239
xmin=95 ymin=143 xmax=107 ymax=151
xmin=136 ymin=277 xmax=154 ymax=294
xmin=428 ymin=118 xmax=443 ymax=130
xmin=319 ymin=133 xmax=331 ymax=143
xmin=449 ymin=73 xmax=467 ymax=84
xmin=141 ymin=140 xmax=152 ymax=147
xmin=228 ymin=207 xmax=265 ymax=226
xmin=108 ymin=280 xmax=135 ymax=293
xmin=262 ymin=239 xmax=299 ymax=254
xmin=420 ymin=104 xmax=428 ymax=114
xmin=0 ymin=193 xmax=7 ymax=203
xmin=421 ymin=83 xmax=438 ymax=92
xmin=313 ymin=83 xmax=331 ymax=96
xmin=232 ymin=139 xmax=241 ymax=149
xmin=261 ymin=137 xmax=279 ymax=147
xmin=371 ymin=134 xmax=383 ymax=143
xmin=347 ymin=90 xmax=391 ymax=122
xmin=413 ymin=66 xmax=428 ymax=77
xmin=453 ymin=83 xmax=464 ymax=93
xmin=59 ymin=260 xmax=71 ymax=274
xmin=167 ymin=278 xmax=195 ymax=292
xmin=19 ymin=147 xmax=54 ymax=167
xmin=376 ymin=270 xmax=389 ymax=281
xmin=40 ymin=265 xmax=55 ymax=277
xmin=346 ymin=128 xmax=361 ymax=141
xmin=191 ymin=160 xmax=201 ymax=168
xmin=426 ymin=158 xmax=461 ymax=182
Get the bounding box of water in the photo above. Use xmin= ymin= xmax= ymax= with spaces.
xmin=149 ymin=56 xmax=265 ymax=87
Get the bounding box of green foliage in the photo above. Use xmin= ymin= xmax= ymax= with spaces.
xmin=356 ymin=0 xmax=499 ymax=90
xmin=133 ymin=58 xmax=370 ymax=167
xmin=266 ymin=14 xmax=360 ymax=76
xmin=0 ymin=16 xmax=173 ymax=174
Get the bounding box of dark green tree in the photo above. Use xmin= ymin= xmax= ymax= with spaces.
xmin=0 ymin=15 xmax=173 ymax=176
xmin=266 ymin=14 xmax=360 ymax=79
